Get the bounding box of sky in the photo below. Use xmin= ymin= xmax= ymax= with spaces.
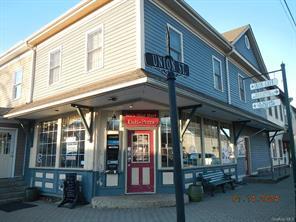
xmin=0 ymin=0 xmax=295 ymax=107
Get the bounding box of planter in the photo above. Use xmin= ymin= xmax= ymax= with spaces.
xmin=25 ymin=187 xmax=40 ymax=202
xmin=188 ymin=182 xmax=203 ymax=202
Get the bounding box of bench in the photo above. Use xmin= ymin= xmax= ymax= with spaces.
xmin=197 ymin=170 xmax=235 ymax=196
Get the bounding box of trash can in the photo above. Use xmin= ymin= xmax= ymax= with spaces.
xmin=188 ymin=182 xmax=203 ymax=202
xmin=25 ymin=187 xmax=40 ymax=202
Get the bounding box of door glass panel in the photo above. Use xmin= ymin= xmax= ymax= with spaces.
xmin=132 ymin=133 xmax=150 ymax=163
xmin=0 ymin=132 xmax=12 ymax=155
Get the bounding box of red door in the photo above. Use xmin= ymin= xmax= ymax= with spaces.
xmin=127 ymin=130 xmax=154 ymax=193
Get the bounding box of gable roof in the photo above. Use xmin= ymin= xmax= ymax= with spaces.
xmin=222 ymin=25 xmax=249 ymax=43
xmin=222 ymin=25 xmax=268 ymax=74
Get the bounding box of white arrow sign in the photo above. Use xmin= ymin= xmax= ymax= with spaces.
xmin=252 ymin=99 xmax=281 ymax=109
xmin=251 ymin=89 xmax=280 ymax=100
xmin=250 ymin=78 xmax=278 ymax=91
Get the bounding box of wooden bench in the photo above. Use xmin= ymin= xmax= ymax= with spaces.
xmin=197 ymin=170 xmax=235 ymax=196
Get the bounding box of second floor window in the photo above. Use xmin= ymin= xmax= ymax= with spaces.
xmin=13 ymin=70 xmax=22 ymax=100
xmin=87 ymin=26 xmax=103 ymax=71
xmin=279 ymin=105 xmax=283 ymax=121
xmin=49 ymin=48 xmax=61 ymax=85
xmin=212 ymin=57 xmax=223 ymax=91
xmin=167 ymin=25 xmax=183 ymax=62
xmin=274 ymin=106 xmax=278 ymax=119
xmin=238 ymin=74 xmax=246 ymax=101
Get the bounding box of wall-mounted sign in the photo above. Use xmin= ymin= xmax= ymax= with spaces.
xmin=250 ymin=78 xmax=278 ymax=90
xmin=251 ymin=88 xmax=280 ymax=100
xmin=145 ymin=53 xmax=189 ymax=76
xmin=124 ymin=116 xmax=160 ymax=128
xmin=252 ymin=99 xmax=281 ymax=109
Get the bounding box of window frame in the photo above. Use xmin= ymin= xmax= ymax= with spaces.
xmin=12 ymin=69 xmax=23 ymax=100
xmin=238 ymin=73 xmax=246 ymax=102
xmin=85 ymin=25 xmax=104 ymax=72
xmin=166 ymin=23 xmax=184 ymax=63
xmin=245 ymin=35 xmax=250 ymax=50
xmin=274 ymin=106 xmax=279 ymax=119
xmin=48 ymin=46 xmax=62 ymax=86
xmin=34 ymin=113 xmax=91 ymax=170
xmin=212 ymin=56 xmax=223 ymax=92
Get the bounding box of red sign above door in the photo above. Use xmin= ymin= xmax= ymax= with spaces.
xmin=124 ymin=116 xmax=159 ymax=128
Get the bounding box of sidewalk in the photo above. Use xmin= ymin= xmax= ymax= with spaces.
xmin=0 ymin=176 xmax=294 ymax=222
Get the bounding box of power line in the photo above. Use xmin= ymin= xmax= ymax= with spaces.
xmin=280 ymin=0 xmax=296 ymax=33
xmin=283 ymin=0 xmax=296 ymax=27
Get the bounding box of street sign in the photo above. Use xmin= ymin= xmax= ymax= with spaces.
xmin=251 ymin=88 xmax=280 ymax=100
xmin=250 ymin=78 xmax=278 ymax=91
xmin=252 ymin=99 xmax=281 ymax=109
xmin=145 ymin=52 xmax=189 ymax=76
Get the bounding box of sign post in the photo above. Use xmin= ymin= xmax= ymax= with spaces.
xmin=281 ymin=63 xmax=296 ymax=216
xmin=145 ymin=52 xmax=188 ymax=222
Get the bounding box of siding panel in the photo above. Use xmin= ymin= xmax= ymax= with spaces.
xmin=33 ymin=0 xmax=137 ymax=100
xmin=144 ymin=0 xmax=228 ymax=103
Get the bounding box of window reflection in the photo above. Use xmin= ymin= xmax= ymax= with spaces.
xmin=204 ymin=119 xmax=220 ymax=165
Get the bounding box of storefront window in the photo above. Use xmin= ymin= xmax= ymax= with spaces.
xmin=181 ymin=113 xmax=202 ymax=167
xmin=220 ymin=124 xmax=235 ymax=164
xmin=60 ymin=114 xmax=85 ymax=168
xmin=160 ymin=116 xmax=173 ymax=167
xmin=36 ymin=121 xmax=58 ymax=167
xmin=204 ymin=119 xmax=220 ymax=165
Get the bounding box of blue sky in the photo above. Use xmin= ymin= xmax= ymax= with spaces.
xmin=0 ymin=0 xmax=295 ymax=106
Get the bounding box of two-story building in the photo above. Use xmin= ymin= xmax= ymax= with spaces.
xmin=0 ymin=0 xmax=284 ymax=201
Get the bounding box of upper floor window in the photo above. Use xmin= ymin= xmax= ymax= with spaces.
xmin=238 ymin=74 xmax=246 ymax=101
xmin=245 ymin=35 xmax=250 ymax=50
xmin=274 ymin=106 xmax=278 ymax=119
xmin=13 ymin=70 xmax=22 ymax=100
xmin=212 ymin=56 xmax=223 ymax=91
xmin=167 ymin=25 xmax=183 ymax=62
xmin=279 ymin=105 xmax=283 ymax=121
xmin=86 ymin=26 xmax=103 ymax=71
xmin=49 ymin=48 xmax=61 ymax=85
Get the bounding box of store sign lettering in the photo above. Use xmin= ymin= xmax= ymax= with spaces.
xmin=145 ymin=53 xmax=189 ymax=76
xmin=124 ymin=116 xmax=159 ymax=127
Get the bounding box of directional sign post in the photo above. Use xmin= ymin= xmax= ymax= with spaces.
xmin=252 ymin=99 xmax=281 ymax=109
xmin=251 ymin=88 xmax=280 ymax=100
xmin=145 ymin=52 xmax=188 ymax=222
xmin=250 ymin=78 xmax=278 ymax=90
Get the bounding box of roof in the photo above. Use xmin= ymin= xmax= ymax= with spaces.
xmin=0 ymin=108 xmax=12 ymax=116
xmin=0 ymin=0 xmax=111 ymax=66
xmin=222 ymin=25 xmax=249 ymax=43
xmin=223 ymin=24 xmax=268 ymax=74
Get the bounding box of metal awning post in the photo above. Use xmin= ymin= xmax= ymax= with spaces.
xmin=233 ymin=120 xmax=250 ymax=143
xmin=179 ymin=104 xmax=202 ymax=141
xmin=71 ymin=104 xmax=94 ymax=143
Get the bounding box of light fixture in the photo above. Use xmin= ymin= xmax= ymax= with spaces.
xmin=129 ymin=104 xmax=133 ymax=109
xmin=112 ymin=113 xmax=117 ymax=120
xmin=108 ymin=97 xmax=117 ymax=102
xmin=54 ymin=109 xmax=59 ymax=112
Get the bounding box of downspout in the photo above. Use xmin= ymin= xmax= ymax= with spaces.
xmin=27 ymin=44 xmax=36 ymax=103
xmin=226 ymin=47 xmax=234 ymax=105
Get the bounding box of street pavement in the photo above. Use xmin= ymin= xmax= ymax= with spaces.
xmin=0 ymin=175 xmax=294 ymax=222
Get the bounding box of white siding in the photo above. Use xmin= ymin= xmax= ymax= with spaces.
xmin=0 ymin=52 xmax=32 ymax=107
xmin=34 ymin=0 xmax=137 ymax=100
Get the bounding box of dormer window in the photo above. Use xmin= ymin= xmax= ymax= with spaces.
xmin=245 ymin=35 xmax=250 ymax=50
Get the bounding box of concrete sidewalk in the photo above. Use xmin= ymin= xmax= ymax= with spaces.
xmin=0 ymin=176 xmax=294 ymax=222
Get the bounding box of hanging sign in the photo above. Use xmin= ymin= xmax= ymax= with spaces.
xmin=145 ymin=53 xmax=189 ymax=76
xmin=124 ymin=116 xmax=159 ymax=128
xmin=250 ymin=78 xmax=278 ymax=90
xmin=252 ymin=99 xmax=281 ymax=109
xmin=251 ymin=88 xmax=280 ymax=100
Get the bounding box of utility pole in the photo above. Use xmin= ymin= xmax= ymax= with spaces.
xmin=281 ymin=63 xmax=296 ymax=216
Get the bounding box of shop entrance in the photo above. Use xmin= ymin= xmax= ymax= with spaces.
xmin=127 ymin=130 xmax=154 ymax=193
xmin=0 ymin=128 xmax=17 ymax=178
